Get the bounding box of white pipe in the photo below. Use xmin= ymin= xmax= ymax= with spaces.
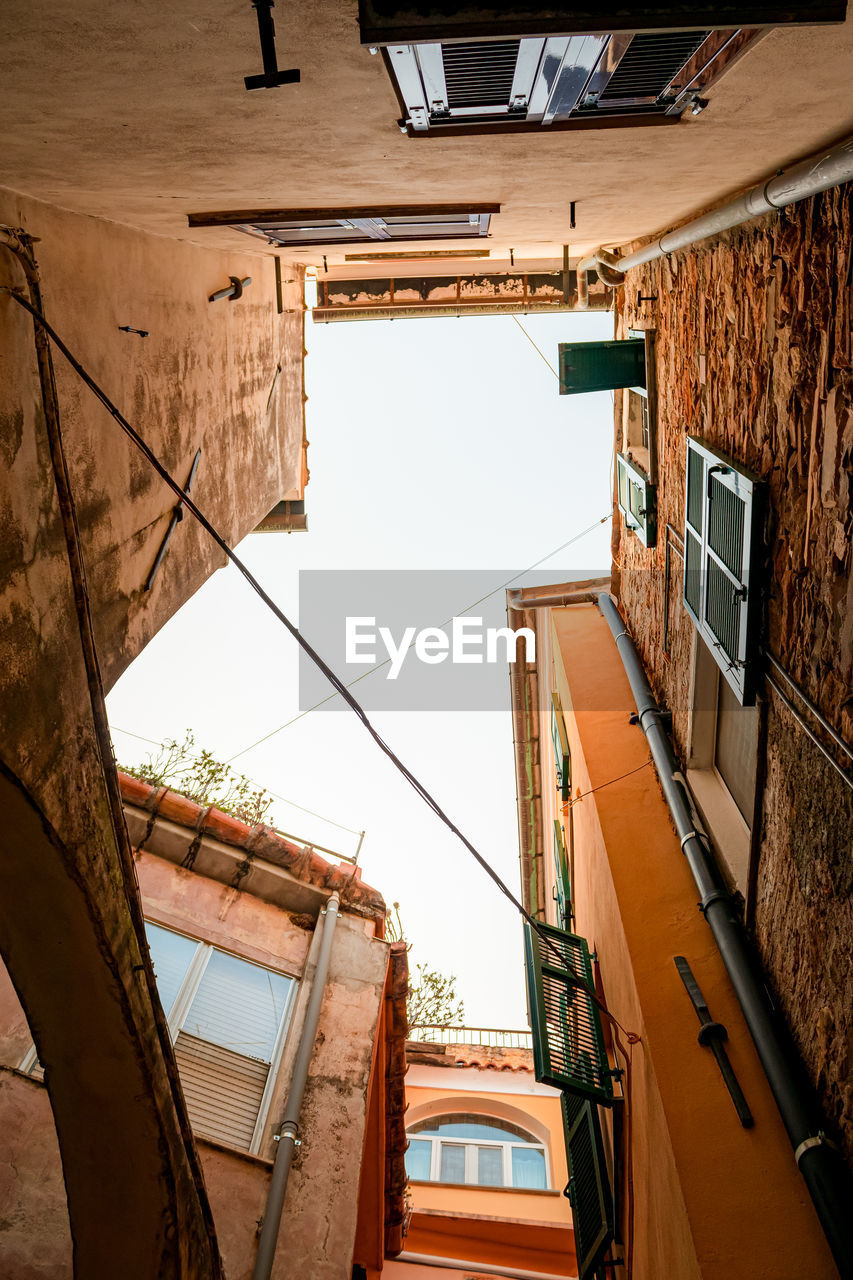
xmin=396 ymin=1251 xmax=575 ymax=1280
xmin=575 ymin=133 xmax=853 ymax=304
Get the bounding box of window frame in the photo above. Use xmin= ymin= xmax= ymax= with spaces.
xmin=406 ymin=1116 xmax=551 ymax=1190
xmin=686 ymin=632 xmax=761 ymax=898
xmin=187 ymin=204 xmax=498 ymax=248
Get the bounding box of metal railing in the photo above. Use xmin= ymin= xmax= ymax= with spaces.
xmin=407 ymin=1025 xmax=533 ymax=1049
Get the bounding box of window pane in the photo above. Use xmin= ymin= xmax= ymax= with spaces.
xmin=714 ymin=676 xmax=758 ymax=823
xmin=477 ymin=1146 xmax=503 ymax=1186
xmin=411 ymin=1114 xmax=536 ymax=1142
xmin=512 ymin=1146 xmax=547 ymax=1189
xmin=144 ymin=922 xmax=199 ymax=1017
xmin=405 ymin=1138 xmax=432 ymax=1182
xmin=439 ymin=1143 xmax=466 ymax=1183
xmin=181 ymin=950 xmax=293 ymax=1062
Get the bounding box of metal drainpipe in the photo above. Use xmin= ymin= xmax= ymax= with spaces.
xmin=596 ymin=593 xmax=853 ymax=1276
xmin=251 ymin=892 xmax=340 ymax=1280
xmin=575 ymin=133 xmax=853 ymax=306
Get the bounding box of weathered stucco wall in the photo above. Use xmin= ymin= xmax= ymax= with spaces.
xmin=1 ymin=4 xmax=853 ymax=265
xmin=0 ymin=184 xmax=306 ymax=1273
xmin=0 ymin=847 xmax=390 ymax=1280
xmin=613 ymin=184 xmax=853 ymax=1164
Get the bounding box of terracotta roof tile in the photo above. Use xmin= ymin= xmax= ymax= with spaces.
xmin=118 ymin=770 xmax=386 ymax=928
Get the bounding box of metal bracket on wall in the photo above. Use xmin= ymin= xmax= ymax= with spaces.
xmin=143 ymin=448 xmax=202 ymax=591
xmin=674 ymin=955 xmax=754 ymax=1128
xmin=244 ymin=0 xmax=300 ymax=90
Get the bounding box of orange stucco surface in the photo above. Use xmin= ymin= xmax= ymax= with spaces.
xmin=398 ymin=1062 xmax=575 ymax=1277
xmin=548 ymin=603 xmax=836 ymax=1279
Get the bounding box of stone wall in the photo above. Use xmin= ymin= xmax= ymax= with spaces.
xmin=614 ymin=182 xmax=853 ymax=1164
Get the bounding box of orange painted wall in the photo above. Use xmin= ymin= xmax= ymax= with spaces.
xmin=546 ymin=603 xmax=836 ymax=1279
xmin=394 ymin=1066 xmax=575 ymax=1277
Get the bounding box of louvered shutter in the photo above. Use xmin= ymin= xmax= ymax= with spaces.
xmin=683 ymin=437 xmax=763 ymax=705
xmin=562 ymin=1091 xmax=614 ymax=1280
xmin=553 ymin=820 xmax=572 ymax=928
xmin=551 ymin=692 xmax=570 ymax=802
xmin=616 ymin=453 xmax=657 ymax=548
xmin=175 ymin=949 xmax=294 ymax=1150
xmin=559 ymin=340 xmax=646 ymax=396
xmin=524 ymin=923 xmax=613 ymax=1105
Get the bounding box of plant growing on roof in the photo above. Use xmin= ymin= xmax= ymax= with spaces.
xmin=385 ymin=904 xmax=466 ymax=1030
xmin=118 ymin=730 xmax=275 ymax=827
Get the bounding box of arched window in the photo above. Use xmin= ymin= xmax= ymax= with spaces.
xmin=405 ymin=1113 xmax=549 ymax=1189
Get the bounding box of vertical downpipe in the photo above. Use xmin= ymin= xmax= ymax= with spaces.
xmin=251 ymin=892 xmax=340 ymax=1280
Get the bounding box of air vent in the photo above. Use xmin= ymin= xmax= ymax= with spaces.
xmin=441 ymin=40 xmax=521 ymax=108
xmin=600 ymin=30 xmax=709 ymax=101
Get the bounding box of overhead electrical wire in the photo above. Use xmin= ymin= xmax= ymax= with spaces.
xmin=3 ymin=285 xmax=637 ymax=1015
xmin=227 ymin=511 xmax=612 ymax=761
xmin=109 ymin=724 xmax=365 ymax=836
xmin=510 ymin=313 xmax=560 ymax=379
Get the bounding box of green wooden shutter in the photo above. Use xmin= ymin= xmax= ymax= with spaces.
xmin=616 ymin=452 xmax=657 ymax=548
xmin=524 ymin=922 xmax=613 ymax=1105
xmin=551 ymin=692 xmax=570 ymax=802
xmin=553 ymin=820 xmax=572 ymax=928
xmin=559 ymin=339 xmax=646 ymax=395
xmin=683 ymin=437 xmax=763 ymax=705
xmin=562 ymin=1091 xmax=614 ymax=1280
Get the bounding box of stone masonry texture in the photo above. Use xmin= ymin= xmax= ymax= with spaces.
xmin=614 ymin=181 xmax=853 ymax=1166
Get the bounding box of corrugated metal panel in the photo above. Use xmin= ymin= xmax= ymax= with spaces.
xmin=174 ymin=1032 xmax=269 ymax=1150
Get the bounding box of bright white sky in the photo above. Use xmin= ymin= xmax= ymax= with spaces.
xmin=107 ymin=307 xmax=613 ymax=1029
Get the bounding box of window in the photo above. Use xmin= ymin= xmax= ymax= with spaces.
xmin=551 ymin=691 xmax=570 ymax=802
xmin=616 ymin=453 xmax=657 ymax=548
xmin=687 ymin=632 xmax=760 ymax=897
xmin=405 ymin=1114 xmax=549 ymax=1189
xmin=146 ymin=922 xmax=296 ymax=1152
xmin=379 ymin=28 xmax=750 ymax=134
xmin=187 ymin=205 xmax=496 ymax=248
xmin=21 ymin=923 xmax=298 ymax=1152
xmin=683 ymin=436 xmax=764 ymax=705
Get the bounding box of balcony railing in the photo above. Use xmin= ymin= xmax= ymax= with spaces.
xmin=408 ymin=1025 xmax=533 ymax=1049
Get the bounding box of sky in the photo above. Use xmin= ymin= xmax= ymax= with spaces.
xmin=107 ymin=305 xmax=613 ymax=1029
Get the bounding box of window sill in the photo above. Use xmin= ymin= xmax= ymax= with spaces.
xmin=408 ymin=1179 xmax=560 ymax=1196
xmin=196 ymin=1134 xmax=274 ymax=1169
xmin=686 ymin=767 xmax=751 ymax=895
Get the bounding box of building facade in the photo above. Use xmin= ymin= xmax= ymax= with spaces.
xmin=0 ymin=774 xmax=407 ymax=1280
xmin=388 ymin=1029 xmax=576 ymax=1280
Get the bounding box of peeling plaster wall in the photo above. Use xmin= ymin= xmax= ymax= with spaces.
xmin=0 ymin=853 xmax=390 ymax=1280
xmin=0 ymin=186 xmax=305 ymax=1274
xmin=614 ymin=183 xmax=853 ymax=1165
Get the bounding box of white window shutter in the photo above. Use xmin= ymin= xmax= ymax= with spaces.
xmin=683 ymin=437 xmax=764 ymax=705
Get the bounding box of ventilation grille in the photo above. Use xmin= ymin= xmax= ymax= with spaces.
xmin=600 ymin=31 xmax=709 ymax=100
xmin=441 ymin=41 xmax=521 ymax=108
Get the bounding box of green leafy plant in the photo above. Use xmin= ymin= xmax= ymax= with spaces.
xmin=385 ymin=903 xmax=465 ymax=1030
xmin=119 ymin=731 xmax=274 ymax=827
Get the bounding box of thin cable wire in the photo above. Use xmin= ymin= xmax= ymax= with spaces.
xmin=227 ymin=511 xmax=611 ymax=761
xmin=4 ymin=286 xmax=637 ymax=1009
xmin=568 ymin=758 xmax=653 ymax=808
xmin=110 ymin=724 xmax=364 ymax=836
xmin=510 ymin=314 xmax=560 ymax=379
